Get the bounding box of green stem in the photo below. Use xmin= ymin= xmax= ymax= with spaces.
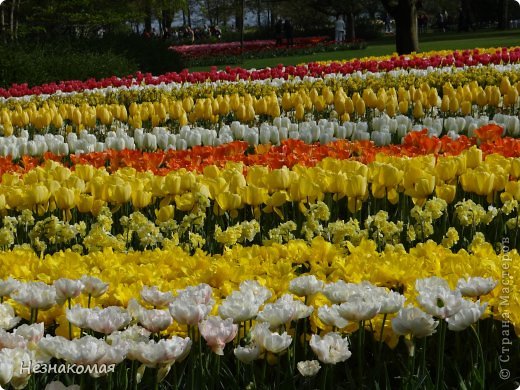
xmin=30 ymin=308 xmax=38 ymax=324
xmin=358 ymin=320 xmax=365 ymax=387
xmin=377 ymin=313 xmax=388 ymax=360
xmin=198 ymin=327 xmax=204 ymax=383
xmin=303 ymin=297 xmax=308 ymax=358
xmin=435 ymin=320 xmax=447 ymax=390
xmin=407 ymin=340 xmax=416 ymax=390
xmin=173 ymin=364 xmax=178 ymax=390
xmin=321 ymin=364 xmax=329 ymax=390
xmin=154 ymin=367 xmax=159 ymax=390
xmin=131 ymin=360 xmax=138 ymax=390
xmin=470 ymin=324 xmax=485 ymax=389
xmin=420 ymin=337 xmax=427 ymax=382
xmin=261 ymin=358 xmax=267 ymax=385
xmin=214 ymin=354 xmax=221 ymax=390
xmin=68 ymin=297 xmax=73 ymax=340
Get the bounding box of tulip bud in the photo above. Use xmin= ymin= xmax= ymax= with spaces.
xmin=413 ymin=102 xmax=424 ymax=119
xmin=355 ymin=99 xmax=366 ymax=116
xmin=398 ymin=101 xmax=408 ymax=114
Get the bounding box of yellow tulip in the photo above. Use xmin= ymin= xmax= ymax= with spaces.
xmin=240 ymin=185 xmax=269 ymax=206
xmin=155 ymin=205 xmax=175 ymax=223
xmin=266 ymin=167 xmax=291 ymax=190
xmin=413 ymin=101 xmax=424 ymax=119
xmin=511 ymin=158 xmax=520 ymax=179
xmin=460 ymin=169 xmax=494 ymax=196
xmin=355 ymin=99 xmax=366 ymax=116
xmin=435 ymin=157 xmax=459 ymax=182
xmin=464 ymin=146 xmax=482 ymax=169
xmin=435 ymin=184 xmax=457 ymax=203
xmin=398 ymin=100 xmax=408 ymax=114
xmin=132 ymin=190 xmax=152 ymax=209
xmin=175 ymin=192 xmax=195 ymax=211
xmin=109 ymin=183 xmax=132 ymax=204
xmin=216 ymin=192 xmax=242 ymax=211
xmin=74 ymin=165 xmax=95 ymax=181
xmin=460 ymin=100 xmax=472 ymax=116
xmin=55 ymin=187 xmax=76 ymax=210
xmin=476 ymin=90 xmax=488 ymax=107
xmin=30 ymin=184 xmax=51 ymax=205
xmin=345 ymin=175 xmax=367 ymax=198
xmin=77 ymin=194 xmax=94 ymax=213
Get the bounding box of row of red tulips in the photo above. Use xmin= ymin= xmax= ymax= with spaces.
xmin=170 ymin=36 xmax=330 ymax=58
xmin=2 ymin=47 xmax=520 ymax=98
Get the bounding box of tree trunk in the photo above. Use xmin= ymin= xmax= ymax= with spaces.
xmin=10 ymin=0 xmax=15 ymax=41
xmin=14 ymin=0 xmax=19 ymax=40
xmin=257 ymin=0 xmax=261 ymax=28
xmin=498 ymin=0 xmax=509 ymax=29
xmin=162 ymin=9 xmax=172 ymax=34
xmin=235 ymin=0 xmax=243 ymax=31
xmin=144 ymin=0 xmax=152 ymax=33
xmin=1 ymin=7 xmax=5 ymax=43
xmin=382 ymin=0 xmax=418 ymax=55
xmin=346 ymin=12 xmax=355 ymax=40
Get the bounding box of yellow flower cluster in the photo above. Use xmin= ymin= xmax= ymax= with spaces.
xmin=0 ymin=237 xmax=517 ymax=336
xmin=0 ymin=153 xmax=519 ymax=220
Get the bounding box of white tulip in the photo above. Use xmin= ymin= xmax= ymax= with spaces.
xmin=140 ymin=285 xmax=174 ymax=308
xmin=446 ymin=300 xmax=487 ymax=331
xmin=11 ymin=281 xmax=56 ymax=310
xmin=199 ymin=316 xmax=238 ymax=355
xmin=392 ymin=306 xmax=438 ymax=338
xmin=14 ymin=323 xmax=45 ymax=344
xmin=337 ymin=294 xmax=381 ymax=322
xmin=317 ymin=305 xmax=349 ymax=329
xmin=86 ymin=307 xmax=132 ymax=335
xmin=45 ymin=381 xmax=81 ymax=390
xmin=54 ymin=278 xmax=84 ymax=305
xmin=129 ymin=337 xmax=192 ymax=367
xmin=0 ymin=277 xmax=20 ymax=297
xmin=297 ymin=360 xmax=321 ymax=377
xmin=456 ymin=277 xmax=497 ymax=297
xmin=143 ymin=133 xmax=157 ymax=150
xmin=251 ymin=322 xmax=292 ymax=353
xmin=80 ymin=276 xmax=109 ymax=298
xmin=309 ymin=332 xmax=352 ymax=364
xmin=234 ymin=343 xmax=261 ymax=363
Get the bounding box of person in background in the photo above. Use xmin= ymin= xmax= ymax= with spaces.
xmin=284 ymin=19 xmax=293 ymax=46
xmin=211 ymin=25 xmax=222 ymax=39
xmin=385 ymin=13 xmax=392 ymax=33
xmin=335 ymin=15 xmax=345 ymax=43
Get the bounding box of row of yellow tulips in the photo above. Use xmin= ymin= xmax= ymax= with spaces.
xmin=0 ymin=150 xmax=519 ymax=215
xmin=1 ymin=73 xmax=520 ymax=134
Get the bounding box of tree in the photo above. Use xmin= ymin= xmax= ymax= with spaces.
xmin=380 ymin=0 xmax=418 ymax=54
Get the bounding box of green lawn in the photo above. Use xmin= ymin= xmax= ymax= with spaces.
xmin=188 ymin=29 xmax=520 ymax=72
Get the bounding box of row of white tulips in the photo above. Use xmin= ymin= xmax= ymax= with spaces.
xmin=0 ymin=275 xmax=496 ymax=387
xmin=0 ymin=112 xmax=518 ymax=159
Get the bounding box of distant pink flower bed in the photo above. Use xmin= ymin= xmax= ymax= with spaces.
xmin=170 ymin=36 xmax=330 ymax=58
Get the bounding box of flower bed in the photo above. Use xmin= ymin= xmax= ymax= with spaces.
xmin=171 ymin=36 xmax=331 ymax=58
xmin=0 ymin=47 xmax=518 ymax=390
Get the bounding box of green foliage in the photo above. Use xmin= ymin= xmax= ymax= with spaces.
xmin=0 ymin=35 xmax=186 ymax=88
xmin=89 ymin=34 xmax=187 ymax=75
xmin=0 ymin=43 xmax=137 ymax=88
